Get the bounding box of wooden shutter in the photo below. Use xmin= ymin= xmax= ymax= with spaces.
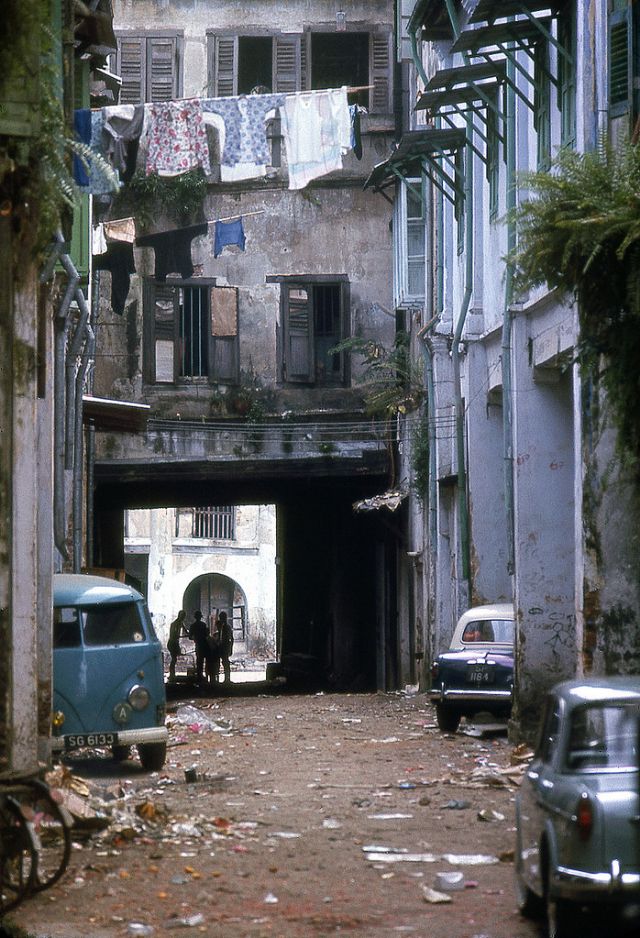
xmin=273 ymin=35 xmax=301 ymax=93
xmin=301 ymin=32 xmax=310 ymax=90
xmin=152 ymin=283 xmax=178 ymax=383
xmin=283 ymin=285 xmax=313 ymax=383
xmin=214 ymin=36 xmax=238 ymax=97
xmin=370 ymin=32 xmax=392 ymax=113
xmin=609 ymin=7 xmax=631 ymax=116
xmin=118 ymin=36 xmax=146 ymax=104
xmin=148 ymin=36 xmax=180 ymax=102
xmin=339 ymin=281 xmax=351 ymax=384
xmin=211 ymin=286 xmax=238 ymax=383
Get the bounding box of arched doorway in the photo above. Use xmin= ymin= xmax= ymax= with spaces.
xmin=183 ymin=573 xmax=248 ymax=655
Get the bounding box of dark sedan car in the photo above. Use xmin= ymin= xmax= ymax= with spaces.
xmin=429 ymin=603 xmax=515 ymax=732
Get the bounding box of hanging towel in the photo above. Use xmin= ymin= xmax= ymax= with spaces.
xmin=136 ymin=223 xmax=209 ymax=281
xmin=94 ymin=241 xmax=136 ymax=315
xmin=145 ymin=100 xmax=211 ymax=177
xmin=280 ymin=88 xmax=351 ymax=190
xmin=202 ymin=93 xmax=284 ymax=180
xmin=104 ymin=217 xmax=136 ymax=243
xmin=214 ymin=217 xmax=246 ymax=258
xmin=92 ymin=223 xmax=107 ymax=255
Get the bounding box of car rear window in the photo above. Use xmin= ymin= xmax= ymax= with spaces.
xmin=567 ymin=704 xmax=638 ymax=771
xmin=462 ymin=618 xmax=514 ymax=644
xmin=54 ymin=603 xmax=146 ymax=647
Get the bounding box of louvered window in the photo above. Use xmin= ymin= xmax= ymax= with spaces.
xmin=116 ymin=33 xmax=182 ymax=104
xmin=558 ymin=8 xmax=576 ymax=148
xmin=144 ymin=280 xmax=239 ymax=385
xmin=609 ymin=5 xmax=632 ymax=117
xmin=533 ymin=42 xmax=551 ymax=170
xmin=207 ymin=30 xmax=392 ymax=113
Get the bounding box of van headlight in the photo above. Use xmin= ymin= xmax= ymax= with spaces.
xmin=128 ymin=684 xmax=150 ymax=711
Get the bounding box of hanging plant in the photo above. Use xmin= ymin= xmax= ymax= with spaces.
xmin=332 ymin=332 xmax=424 ymax=417
xmin=113 ymin=168 xmax=208 ymax=230
xmin=510 ymin=138 xmax=640 ymax=465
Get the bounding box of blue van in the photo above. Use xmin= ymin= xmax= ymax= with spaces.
xmin=52 ymin=574 xmax=168 ymax=771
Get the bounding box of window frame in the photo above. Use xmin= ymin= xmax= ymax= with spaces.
xmin=268 ymin=275 xmax=350 ymax=387
xmin=115 ymin=30 xmax=184 ymax=104
xmin=206 ymin=28 xmax=393 ymax=114
xmin=143 ymin=278 xmax=239 ymax=386
xmin=394 ymin=177 xmax=426 ymax=307
xmin=557 ymin=7 xmax=576 ymax=149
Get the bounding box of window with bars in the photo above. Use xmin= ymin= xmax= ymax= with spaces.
xmin=272 ymin=278 xmax=350 ymax=385
xmin=207 ymin=29 xmax=393 ymax=112
xmin=176 ymin=507 xmax=236 ymax=540
xmin=144 ymin=280 xmax=239 ymax=384
xmin=115 ymin=32 xmax=183 ymax=104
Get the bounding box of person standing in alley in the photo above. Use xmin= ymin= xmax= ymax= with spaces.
xmin=213 ymin=610 xmax=234 ymax=683
xmin=188 ymin=609 xmax=209 ymax=684
xmin=167 ymin=609 xmax=187 ymax=681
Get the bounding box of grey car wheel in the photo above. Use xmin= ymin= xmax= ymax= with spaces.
xmin=545 ymin=864 xmax=574 ymax=938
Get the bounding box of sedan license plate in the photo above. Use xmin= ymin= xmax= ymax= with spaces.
xmin=467 ymin=666 xmax=494 ymax=684
xmin=65 ymin=732 xmax=117 ymax=750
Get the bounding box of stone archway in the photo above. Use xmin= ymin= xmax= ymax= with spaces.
xmin=183 ymin=573 xmax=248 ymax=655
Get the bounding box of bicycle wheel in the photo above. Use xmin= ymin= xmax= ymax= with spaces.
xmin=0 ymin=795 xmax=38 ymax=913
xmin=15 ymin=779 xmax=72 ymax=891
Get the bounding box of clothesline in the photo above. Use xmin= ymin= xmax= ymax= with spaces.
xmin=90 ymin=85 xmax=374 ymax=110
xmin=99 ymin=209 xmax=265 ymax=229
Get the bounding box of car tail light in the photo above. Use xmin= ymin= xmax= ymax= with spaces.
xmin=431 ymin=662 xmax=440 ymax=681
xmin=576 ymin=792 xmax=593 ymax=840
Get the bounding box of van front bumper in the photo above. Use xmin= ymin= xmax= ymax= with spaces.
xmin=52 ymin=725 xmax=168 ymax=751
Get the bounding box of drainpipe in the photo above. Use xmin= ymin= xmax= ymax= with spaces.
xmin=72 ymin=321 xmax=94 ymax=572
xmin=502 ymin=60 xmax=517 ymax=577
xmin=444 ymin=0 xmax=473 ymax=603
xmin=59 ymin=258 xmax=89 ymax=472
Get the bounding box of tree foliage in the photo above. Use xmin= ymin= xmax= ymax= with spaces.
xmin=511 ymin=139 xmax=640 ymax=462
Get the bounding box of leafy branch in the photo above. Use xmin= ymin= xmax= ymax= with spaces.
xmin=332 ymin=332 xmax=424 ymax=417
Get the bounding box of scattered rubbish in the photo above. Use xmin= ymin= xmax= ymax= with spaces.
xmin=165 ymin=914 xmax=205 ymax=929
xmin=272 ymin=831 xmax=301 ymax=839
xmin=499 ymin=848 xmax=515 ymax=863
xmin=342 ymin=718 xmax=362 ymax=724
xmin=323 ymin=818 xmax=342 ymax=829
xmin=511 ymin=743 xmax=534 ymax=764
xmin=365 ymin=851 xmax=439 ymax=864
xmin=174 ymin=705 xmax=231 ymax=733
xmin=422 ymin=885 xmax=452 ymax=904
xmin=367 ymin=813 xmax=414 ymax=821
xmin=184 ymin=766 xmax=198 ymax=783
xmin=442 ymin=799 xmax=471 ymax=810
xmin=477 ymin=808 xmax=505 ymax=822
xmin=127 ymin=924 xmax=154 ymax=936
xmin=418 ymin=795 xmax=431 ymax=806
xmin=442 ymin=854 xmax=499 ymax=866
xmin=263 ymin=892 xmax=279 ymax=904
xmin=398 ymin=782 xmax=417 ymax=790
xmin=434 ymin=871 xmax=465 ymax=891
xmin=462 ymin=721 xmax=508 ymax=738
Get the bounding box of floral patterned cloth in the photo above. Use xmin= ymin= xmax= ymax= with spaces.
xmin=145 ymin=100 xmax=211 ymax=177
xmin=202 ymin=94 xmax=284 ymax=180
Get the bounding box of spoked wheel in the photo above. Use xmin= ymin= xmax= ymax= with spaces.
xmin=12 ymin=779 xmax=72 ymax=891
xmin=0 ymin=795 xmax=38 ymax=913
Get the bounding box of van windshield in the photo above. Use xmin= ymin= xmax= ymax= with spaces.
xmin=54 ymin=604 xmax=146 ymax=647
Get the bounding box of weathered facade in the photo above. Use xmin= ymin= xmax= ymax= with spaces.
xmin=88 ymin=0 xmax=412 ymax=690
xmin=385 ymin=0 xmax=640 ymax=738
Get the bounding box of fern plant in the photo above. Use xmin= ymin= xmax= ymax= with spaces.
xmin=332 ymin=332 xmax=424 ymax=417
xmin=510 ymin=139 xmax=640 ymax=463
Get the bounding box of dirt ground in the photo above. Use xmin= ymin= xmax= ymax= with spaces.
xmin=4 ymin=688 xmax=544 ymax=938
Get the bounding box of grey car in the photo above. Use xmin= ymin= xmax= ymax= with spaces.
xmin=515 ymin=677 xmax=640 ymax=938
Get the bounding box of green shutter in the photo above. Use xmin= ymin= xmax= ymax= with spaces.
xmin=609 ymin=8 xmax=631 ymax=115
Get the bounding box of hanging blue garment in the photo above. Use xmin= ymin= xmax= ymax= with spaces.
xmin=73 ymin=109 xmax=92 ymax=186
xmin=214 ymin=217 xmax=246 ymax=258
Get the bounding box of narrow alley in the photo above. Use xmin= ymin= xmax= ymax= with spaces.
xmin=7 ymin=691 xmax=539 ymax=938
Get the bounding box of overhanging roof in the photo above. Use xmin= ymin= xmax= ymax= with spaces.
xmin=450 ymin=18 xmax=552 ymax=54
xmin=415 ymin=61 xmax=506 ymax=112
xmin=469 ymin=1 xmax=562 ymax=25
xmin=363 ymin=128 xmax=466 ymax=191
xmin=83 ymin=396 xmax=150 ymax=432
xmin=407 ymin=0 xmax=454 ymax=41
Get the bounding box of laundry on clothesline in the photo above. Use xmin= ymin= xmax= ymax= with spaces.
xmin=213 ymin=217 xmax=246 ymax=257
xmin=82 ymin=86 xmax=364 ymax=193
xmin=136 ymin=222 xmax=209 ymax=281
xmin=94 ymin=241 xmax=136 ymax=315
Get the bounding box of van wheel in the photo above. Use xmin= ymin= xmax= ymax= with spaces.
xmin=112 ymin=745 xmax=131 ymax=762
xmin=435 ymin=704 xmax=461 ymax=733
xmin=137 ymin=742 xmax=167 ymax=772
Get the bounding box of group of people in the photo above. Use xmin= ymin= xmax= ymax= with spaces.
xmin=167 ymin=608 xmax=233 ymax=684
